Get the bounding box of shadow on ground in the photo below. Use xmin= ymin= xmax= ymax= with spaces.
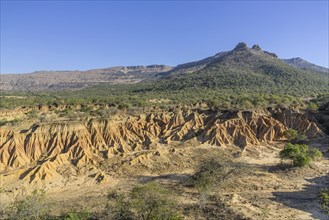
xmin=135 ymin=173 xmax=194 ymax=186
xmin=272 ymin=173 xmax=329 ymax=220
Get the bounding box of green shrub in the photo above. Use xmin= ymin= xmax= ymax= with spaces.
xmin=26 ymin=110 xmax=39 ymax=119
xmin=307 ymin=102 xmax=318 ymax=111
xmin=320 ymin=188 xmax=329 ymax=215
xmin=283 ymin=129 xmax=299 ymax=141
xmin=279 ymin=143 xmax=322 ymax=167
xmin=0 ymin=118 xmax=22 ymax=126
xmin=62 ymin=210 xmax=90 ymax=220
xmin=117 ymin=102 xmax=131 ymax=110
xmin=283 ymin=129 xmax=308 ymax=143
xmin=0 ymin=119 xmax=7 ymax=126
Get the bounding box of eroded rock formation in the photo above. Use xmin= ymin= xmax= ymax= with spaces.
xmin=0 ymin=108 xmax=325 ymax=185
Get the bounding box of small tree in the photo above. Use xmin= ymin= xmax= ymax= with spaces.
xmin=279 ymin=143 xmax=322 ymax=167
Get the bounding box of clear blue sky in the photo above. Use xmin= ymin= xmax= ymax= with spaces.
xmin=1 ymin=1 xmax=328 ymax=73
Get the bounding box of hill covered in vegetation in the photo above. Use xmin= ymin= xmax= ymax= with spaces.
xmin=283 ymin=57 xmax=329 ymax=73
xmin=149 ymin=43 xmax=329 ymax=94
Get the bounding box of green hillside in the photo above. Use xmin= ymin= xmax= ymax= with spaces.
xmin=152 ymin=43 xmax=329 ymax=94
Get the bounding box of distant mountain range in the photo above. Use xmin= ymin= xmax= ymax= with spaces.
xmin=0 ymin=43 xmax=328 ymax=91
xmin=0 ymin=65 xmax=172 ymax=91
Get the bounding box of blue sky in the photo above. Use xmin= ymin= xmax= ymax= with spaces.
xmin=1 ymin=1 xmax=328 ymax=73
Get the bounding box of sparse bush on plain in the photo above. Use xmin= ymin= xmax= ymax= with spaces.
xmin=106 ymin=190 xmax=133 ymax=220
xmin=8 ymin=189 xmax=49 ymax=220
xmin=106 ymin=182 xmax=182 ymax=220
xmin=131 ymin=182 xmax=182 ymax=220
xmin=193 ymin=157 xmax=246 ymax=193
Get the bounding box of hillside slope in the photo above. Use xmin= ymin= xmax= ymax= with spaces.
xmin=283 ymin=57 xmax=329 ymax=73
xmin=153 ymin=43 xmax=329 ymax=94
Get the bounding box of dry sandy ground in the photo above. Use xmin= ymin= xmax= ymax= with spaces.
xmin=1 ymin=139 xmax=329 ymax=219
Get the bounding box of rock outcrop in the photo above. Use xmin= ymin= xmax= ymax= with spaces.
xmin=269 ymin=107 xmax=326 ymax=138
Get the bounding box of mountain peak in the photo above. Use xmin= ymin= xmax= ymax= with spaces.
xmin=289 ymin=57 xmax=304 ymax=63
xmin=233 ymin=42 xmax=264 ymax=53
xmin=251 ymin=44 xmax=262 ymax=51
xmin=233 ymin=42 xmax=248 ymax=51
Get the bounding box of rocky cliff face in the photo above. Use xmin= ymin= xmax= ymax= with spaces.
xmin=0 ymin=108 xmax=325 ymax=186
